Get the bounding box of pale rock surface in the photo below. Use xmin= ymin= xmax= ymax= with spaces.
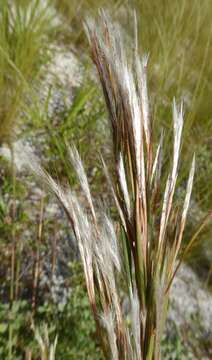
xmin=169 ymin=263 xmax=212 ymax=333
xmin=42 ymin=45 xmax=83 ymax=118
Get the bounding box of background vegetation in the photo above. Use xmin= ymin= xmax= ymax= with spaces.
xmin=0 ymin=0 xmax=211 ymax=359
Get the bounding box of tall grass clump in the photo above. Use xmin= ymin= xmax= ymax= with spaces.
xmin=132 ymin=0 xmax=212 ymax=215
xmin=133 ymin=0 xmax=212 ymax=124
xmin=29 ymin=13 xmax=199 ymax=359
xmin=0 ymin=0 xmax=55 ymax=144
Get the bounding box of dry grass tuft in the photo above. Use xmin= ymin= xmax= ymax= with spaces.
xmin=29 ymin=12 xmax=199 ymax=360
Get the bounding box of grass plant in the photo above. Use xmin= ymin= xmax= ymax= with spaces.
xmin=0 ymin=2 xmax=56 ymax=358
xmin=0 ymin=0 xmax=55 ymax=144
xmin=132 ymin=0 xmax=212 ymax=215
xmin=27 ymin=12 xmax=208 ymax=359
xmin=34 ymin=324 xmax=58 ymax=360
xmin=0 ymin=1 xmax=211 ymax=358
xmin=54 ymin=0 xmax=212 ymax=250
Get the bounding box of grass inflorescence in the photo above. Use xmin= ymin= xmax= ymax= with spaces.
xmin=28 ymin=12 xmax=204 ymax=359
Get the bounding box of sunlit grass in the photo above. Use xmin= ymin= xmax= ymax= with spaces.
xmin=29 ymin=13 xmax=207 ymax=359
xmin=0 ymin=0 xmax=56 ymax=144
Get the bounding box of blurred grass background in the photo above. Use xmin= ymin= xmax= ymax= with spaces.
xmin=0 ymin=0 xmax=211 ymax=358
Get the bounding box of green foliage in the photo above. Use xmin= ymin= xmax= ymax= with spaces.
xmin=0 ymin=289 xmax=204 ymax=360
xmin=52 ymin=261 xmax=102 ymax=359
xmin=161 ymin=322 xmax=193 ymax=360
xmin=0 ymin=261 xmax=102 ymax=359
xmin=0 ymin=155 xmax=28 ymax=243
xmin=29 ymin=81 xmax=107 ymax=189
xmin=0 ymin=300 xmax=31 ymax=359
xmin=195 ymin=144 xmax=212 ymax=209
xmin=0 ymin=0 xmax=55 ymax=143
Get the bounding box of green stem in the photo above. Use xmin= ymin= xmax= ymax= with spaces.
xmin=8 ymin=142 xmax=16 ymax=359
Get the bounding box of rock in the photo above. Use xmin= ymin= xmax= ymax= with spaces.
xmin=169 ymin=264 xmax=212 ymax=332
xmin=0 ymin=139 xmax=33 ymax=172
xmin=42 ymin=44 xmax=83 ymax=118
xmin=167 ymin=263 xmax=212 ymax=358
